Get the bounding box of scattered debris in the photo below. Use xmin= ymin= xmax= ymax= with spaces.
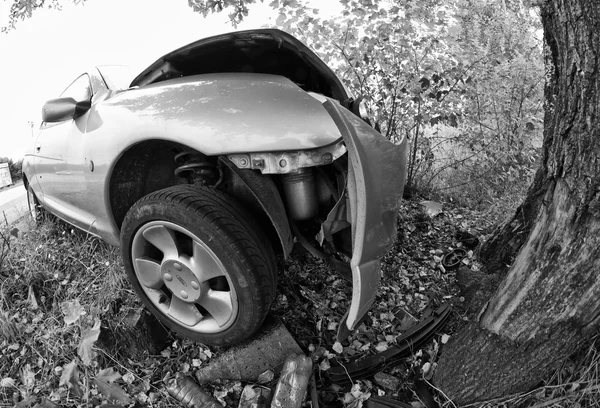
xmin=373 ymin=372 xmax=401 ymax=392
xmin=257 ymin=369 xmax=275 ymax=384
xmin=419 ymin=201 xmax=443 ymax=218
xmin=238 ymin=384 xmax=273 ymax=408
xmin=94 ymin=367 xmax=132 ymax=405
xmin=411 ymin=366 xmax=440 ymax=408
xmin=166 ymin=372 xmax=221 ymax=408
xmin=364 ymin=395 xmax=413 ymax=408
xmin=271 ymin=354 xmax=313 ymax=408
xmin=455 ymin=229 xmax=479 ymax=249
xmin=196 ymin=316 xmax=302 ymax=383
xmin=328 ymin=303 xmax=451 ymax=384
xmin=441 ymin=248 xmax=467 ymax=270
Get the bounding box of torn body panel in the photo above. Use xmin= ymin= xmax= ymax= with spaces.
xmin=220 ymin=158 xmax=294 ymax=257
xmin=323 ymin=100 xmax=407 ymax=335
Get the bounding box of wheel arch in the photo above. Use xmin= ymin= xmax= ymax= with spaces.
xmin=108 ymin=139 xmax=291 ymax=257
xmin=108 ymin=139 xmax=183 ymax=231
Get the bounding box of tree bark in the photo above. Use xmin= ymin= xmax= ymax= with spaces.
xmin=435 ymin=0 xmax=600 ymax=404
xmin=478 ymin=166 xmax=548 ymax=275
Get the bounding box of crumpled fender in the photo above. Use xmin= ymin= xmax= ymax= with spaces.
xmin=322 ymin=100 xmax=407 ymax=339
xmin=98 ymin=73 xmax=343 ymax=156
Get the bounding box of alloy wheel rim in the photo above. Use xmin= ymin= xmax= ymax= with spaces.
xmin=131 ymin=221 xmax=238 ymax=333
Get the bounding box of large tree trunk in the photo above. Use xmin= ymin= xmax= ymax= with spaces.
xmin=434 ymin=0 xmax=600 ymax=404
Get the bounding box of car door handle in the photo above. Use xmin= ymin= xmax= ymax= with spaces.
xmin=36 ymin=144 xmax=41 ymax=152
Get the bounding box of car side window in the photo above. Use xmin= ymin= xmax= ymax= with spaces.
xmin=60 ymin=74 xmax=92 ymax=101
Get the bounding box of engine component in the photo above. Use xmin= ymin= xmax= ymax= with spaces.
xmin=174 ymin=151 xmax=219 ymax=185
xmin=227 ymin=140 xmax=346 ymax=174
xmin=282 ymin=168 xmax=318 ymax=221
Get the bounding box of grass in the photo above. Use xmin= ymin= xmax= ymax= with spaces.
xmin=0 ymin=216 xmax=180 ymax=407
xmin=0 ymin=201 xmax=599 ymax=407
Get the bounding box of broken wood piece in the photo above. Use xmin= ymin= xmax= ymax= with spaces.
xmin=195 ymin=316 xmax=302 ymax=383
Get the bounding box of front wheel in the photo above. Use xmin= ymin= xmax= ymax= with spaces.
xmin=120 ymin=185 xmax=277 ymax=346
xmin=27 ymin=183 xmax=43 ymax=222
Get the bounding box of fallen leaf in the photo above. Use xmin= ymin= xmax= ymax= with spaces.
xmin=96 ymin=367 xmax=121 ymax=383
xmin=27 ymin=285 xmax=38 ymax=309
xmin=94 ymin=367 xmax=132 ymax=404
xmin=59 ymin=360 xmax=82 ymax=397
xmin=257 ymin=369 xmax=274 ymax=384
xmin=374 ymin=372 xmax=400 ymax=391
xmin=136 ymin=392 xmax=149 ymax=403
xmin=61 ymin=300 xmax=85 ymax=325
xmin=375 ymin=342 xmax=389 ymax=352
xmin=332 ymin=341 xmax=343 ymax=354
xmin=20 ymin=364 xmax=35 ymax=390
xmin=122 ymin=372 xmax=135 ymax=384
xmin=420 ymin=201 xmax=443 ymax=218
xmin=441 ymin=334 xmax=450 ymax=344
xmin=214 ymin=388 xmax=228 ymax=405
xmin=30 ymin=397 xmax=60 ymax=407
xmin=397 ymin=313 xmax=417 ymax=332
xmin=78 ymin=318 xmax=101 ymax=365
xmin=123 ymin=307 xmax=143 ymax=327
xmin=0 ymin=377 xmax=15 ymax=388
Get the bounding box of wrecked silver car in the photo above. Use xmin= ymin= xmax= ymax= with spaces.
xmin=22 ymin=29 xmax=407 ymax=346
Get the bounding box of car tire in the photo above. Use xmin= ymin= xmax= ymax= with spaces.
xmin=120 ymin=185 xmax=277 ymax=346
xmin=27 ymin=183 xmax=44 ymax=222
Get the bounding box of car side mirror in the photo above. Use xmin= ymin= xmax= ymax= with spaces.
xmin=41 ymin=97 xmax=91 ymax=123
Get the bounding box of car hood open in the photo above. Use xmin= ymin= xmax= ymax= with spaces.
xmin=130 ymin=29 xmax=349 ymax=103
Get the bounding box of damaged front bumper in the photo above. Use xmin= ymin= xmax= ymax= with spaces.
xmin=322 ymin=100 xmax=407 ymax=340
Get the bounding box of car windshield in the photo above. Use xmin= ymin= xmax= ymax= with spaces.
xmin=97 ymin=65 xmax=134 ymax=90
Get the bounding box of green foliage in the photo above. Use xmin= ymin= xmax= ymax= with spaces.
xmin=0 ymin=157 xmax=23 ymax=182
xmin=1 ymin=0 xmax=84 ymax=32
xmin=187 ymin=0 xmax=261 ymax=26
xmin=194 ymin=0 xmax=544 ymax=208
xmin=5 ymin=0 xmax=543 ymax=207
xmin=0 ymin=217 xmax=140 ymax=405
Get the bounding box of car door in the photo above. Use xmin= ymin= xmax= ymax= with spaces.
xmin=33 ymin=74 xmax=97 ymax=232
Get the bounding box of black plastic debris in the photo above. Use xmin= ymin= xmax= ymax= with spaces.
xmin=441 ymin=248 xmax=467 ymax=270
xmin=327 ymin=303 xmax=451 ymax=385
xmin=364 ymin=396 xmax=413 ymax=408
xmin=455 ymin=230 xmax=479 ymax=249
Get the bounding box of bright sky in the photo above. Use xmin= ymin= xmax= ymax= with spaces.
xmin=0 ymin=0 xmax=284 ymax=160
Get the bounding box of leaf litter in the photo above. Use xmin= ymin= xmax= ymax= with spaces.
xmin=1 ymin=199 xmax=598 ymax=407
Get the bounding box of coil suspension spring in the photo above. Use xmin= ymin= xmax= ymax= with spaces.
xmin=174 ymin=151 xmax=220 ymax=185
